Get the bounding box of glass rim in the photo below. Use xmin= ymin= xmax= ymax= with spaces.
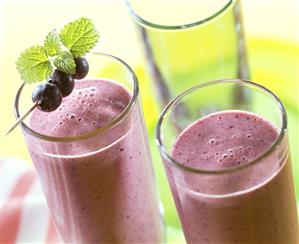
xmin=14 ymin=52 xmax=139 ymax=142
xmin=124 ymin=0 xmax=233 ymax=30
xmin=156 ymin=79 xmax=287 ymax=175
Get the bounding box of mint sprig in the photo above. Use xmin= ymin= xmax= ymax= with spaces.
xmin=16 ymin=46 xmax=53 ymax=84
xmin=44 ymin=30 xmax=61 ymax=57
xmin=54 ymin=51 xmax=76 ymax=74
xmin=16 ymin=17 xmax=99 ymax=84
xmin=60 ymin=18 xmax=99 ymax=58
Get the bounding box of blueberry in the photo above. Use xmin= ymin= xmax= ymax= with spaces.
xmin=32 ymin=83 xmax=62 ymax=112
xmin=73 ymin=57 xmax=89 ymax=79
xmin=50 ymin=69 xmax=74 ymax=97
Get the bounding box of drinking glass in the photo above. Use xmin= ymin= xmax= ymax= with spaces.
xmin=125 ymin=0 xmax=249 ymax=108
xmin=15 ymin=53 xmax=164 ymax=243
xmin=156 ymin=79 xmax=298 ymax=243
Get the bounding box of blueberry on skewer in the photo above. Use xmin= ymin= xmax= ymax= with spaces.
xmin=32 ymin=83 xmax=62 ymax=112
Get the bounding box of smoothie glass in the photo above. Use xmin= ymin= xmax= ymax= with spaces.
xmin=15 ymin=53 xmax=164 ymax=243
xmin=125 ymin=0 xmax=249 ymax=108
xmin=156 ymin=79 xmax=298 ymax=243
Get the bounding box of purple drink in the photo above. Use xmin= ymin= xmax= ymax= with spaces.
xmin=156 ymin=79 xmax=298 ymax=243
xmin=26 ymin=79 xmax=162 ymax=242
xmin=171 ymin=111 xmax=298 ymax=243
xmin=16 ymin=54 xmax=164 ymax=243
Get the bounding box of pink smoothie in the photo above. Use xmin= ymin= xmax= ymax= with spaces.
xmin=27 ymin=79 xmax=163 ymax=243
xmin=171 ymin=111 xmax=298 ymax=243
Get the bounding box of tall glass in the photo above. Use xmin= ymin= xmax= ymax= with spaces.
xmin=156 ymin=79 xmax=298 ymax=243
xmin=125 ymin=0 xmax=249 ymax=108
xmin=15 ymin=53 xmax=164 ymax=243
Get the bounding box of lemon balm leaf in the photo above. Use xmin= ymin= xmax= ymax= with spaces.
xmin=15 ymin=18 xmax=99 ymax=84
xmin=44 ymin=29 xmax=61 ymax=57
xmin=59 ymin=17 xmax=99 ymax=58
xmin=16 ymin=46 xmax=53 ymax=83
xmin=53 ymin=51 xmax=76 ymax=74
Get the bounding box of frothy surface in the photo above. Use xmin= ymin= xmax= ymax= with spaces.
xmin=30 ymin=79 xmax=131 ymax=137
xmin=173 ymin=111 xmax=279 ymax=170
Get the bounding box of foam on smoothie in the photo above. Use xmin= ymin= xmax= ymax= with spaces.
xmin=30 ymin=79 xmax=131 ymax=137
xmin=173 ymin=111 xmax=279 ymax=170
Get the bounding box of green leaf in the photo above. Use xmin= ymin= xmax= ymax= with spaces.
xmin=16 ymin=46 xmax=52 ymax=83
xmin=60 ymin=17 xmax=99 ymax=57
xmin=53 ymin=51 xmax=76 ymax=74
xmin=44 ymin=29 xmax=61 ymax=56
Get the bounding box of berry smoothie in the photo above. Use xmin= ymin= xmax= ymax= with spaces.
xmin=170 ymin=111 xmax=298 ymax=243
xmin=26 ymin=79 xmax=163 ymax=243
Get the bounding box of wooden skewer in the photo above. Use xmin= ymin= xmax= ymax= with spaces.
xmin=5 ymin=103 xmax=38 ymax=136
